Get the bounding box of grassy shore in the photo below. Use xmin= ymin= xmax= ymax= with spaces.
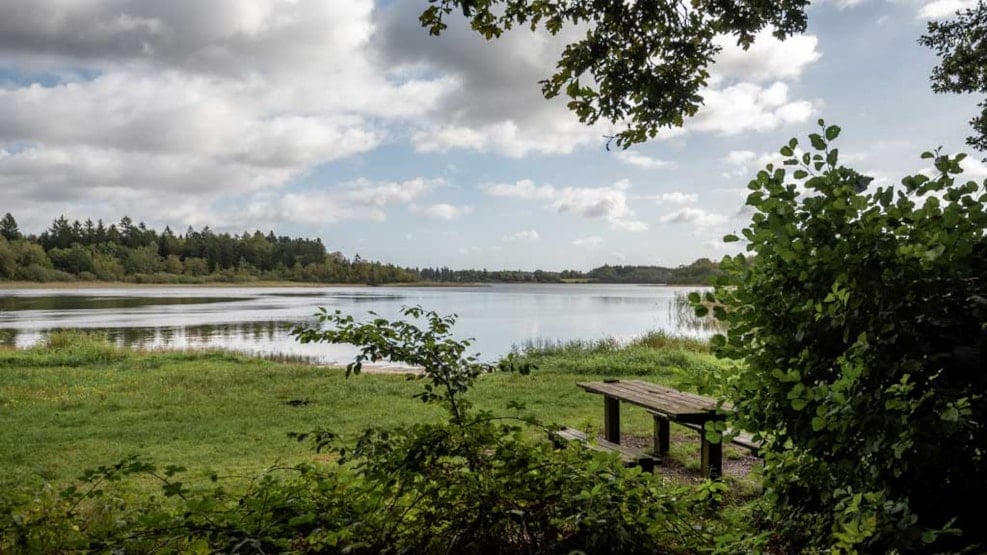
xmin=0 ymin=332 xmax=742 ymax=492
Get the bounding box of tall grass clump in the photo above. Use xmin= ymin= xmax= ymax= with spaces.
xmin=511 ymin=331 xmax=736 ymax=395
xmin=632 ymin=330 xmax=710 ymax=352
xmin=0 ymin=331 xmax=126 ymax=368
xmin=672 ymin=291 xmax=725 ymax=334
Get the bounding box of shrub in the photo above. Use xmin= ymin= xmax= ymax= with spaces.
xmin=708 ymin=122 xmax=987 ymax=552
xmin=30 ymin=331 xmax=125 ymax=366
xmin=14 ymin=264 xmax=74 ymax=282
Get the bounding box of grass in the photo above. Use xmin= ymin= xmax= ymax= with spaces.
xmin=513 ymin=331 xmax=734 ymax=394
xmin=0 ymin=331 xmax=749 ymax=494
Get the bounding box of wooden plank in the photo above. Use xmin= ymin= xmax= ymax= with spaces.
xmin=578 ymin=381 xmax=710 ymax=417
xmin=548 ymin=427 xmax=655 ymax=472
xmin=577 ymin=380 xmax=721 ymax=418
xmin=620 ymin=381 xmax=720 ymax=411
xmin=597 ymin=439 xmax=657 ymax=472
xmin=618 ymin=384 xmax=714 ymax=417
xmin=727 ymin=431 xmax=762 ymax=456
xmin=611 ymin=382 xmax=705 ymax=412
xmin=552 ymin=427 xmax=587 ymax=443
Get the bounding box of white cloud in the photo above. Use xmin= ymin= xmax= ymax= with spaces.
xmin=482 ymin=179 xmax=558 ymax=200
xmin=918 ymin=0 xmax=978 ymax=19
xmin=722 ymin=149 xmax=791 ymax=178
xmin=832 ymin=0 xmax=870 ymax=8
xmin=572 ymin=235 xmax=602 ymax=247
xmin=660 ymin=207 xmax=729 ymax=228
xmin=502 ymin=229 xmax=540 ymax=242
xmin=379 ymin=0 xmax=603 ymax=157
xmin=961 ymin=158 xmax=987 ymax=179
xmin=636 ymin=31 xmax=822 ymax=141
xmin=484 ymin=178 xmax=648 ymax=232
xmin=725 ymin=150 xmax=757 ymax=166
xmin=649 ymin=192 xmax=698 ymax=204
xmin=413 ymin=203 xmax=474 ymax=220
xmin=614 ymin=150 xmax=673 ymax=169
xmin=0 ymin=0 xmax=456 ymax=220
xmin=712 ymin=32 xmax=821 ymax=82
xmin=610 ymin=251 xmax=627 ymax=262
xmin=411 ymin=116 xmax=600 ymax=157
xmin=552 ymin=180 xmax=649 ymax=232
xmin=344 ymin=178 xmax=442 ymax=207
xmin=238 ymin=178 xmax=443 ymax=226
xmin=690 ymin=82 xmax=815 ymax=136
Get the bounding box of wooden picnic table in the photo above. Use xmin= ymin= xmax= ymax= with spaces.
xmin=577 ymin=379 xmax=728 ymax=479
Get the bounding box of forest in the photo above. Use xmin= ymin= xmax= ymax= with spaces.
xmin=0 ymin=213 xmax=720 ymax=285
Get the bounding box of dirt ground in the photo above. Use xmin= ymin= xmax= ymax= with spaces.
xmin=609 ymin=432 xmax=761 ymax=483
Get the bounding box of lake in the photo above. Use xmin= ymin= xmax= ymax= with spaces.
xmin=0 ymin=284 xmax=713 ymax=365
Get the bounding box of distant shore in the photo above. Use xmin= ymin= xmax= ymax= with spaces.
xmin=0 ymin=280 xmax=706 ymax=290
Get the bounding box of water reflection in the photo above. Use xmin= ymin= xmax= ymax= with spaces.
xmin=0 ymin=284 xmax=714 ymax=364
xmin=0 ymin=295 xmax=240 ymax=311
xmin=0 ymin=321 xmax=361 ymax=366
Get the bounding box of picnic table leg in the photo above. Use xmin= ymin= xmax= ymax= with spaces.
xmin=653 ymin=415 xmax=670 ymax=457
xmin=701 ymin=432 xmax=723 ymax=480
xmin=604 ymin=396 xmax=620 ymax=443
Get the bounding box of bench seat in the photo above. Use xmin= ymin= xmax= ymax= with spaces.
xmin=549 ymin=427 xmax=657 ymax=472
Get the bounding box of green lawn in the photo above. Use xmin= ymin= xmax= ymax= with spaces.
xmin=0 ymin=332 xmax=742 ymax=491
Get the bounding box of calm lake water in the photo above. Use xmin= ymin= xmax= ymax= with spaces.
xmin=0 ymin=284 xmax=711 ymax=365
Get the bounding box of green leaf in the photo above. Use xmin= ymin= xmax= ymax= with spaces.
xmin=825 ymin=125 xmax=841 ymax=141
xmin=723 ymin=234 xmax=739 ymax=243
xmin=793 ymin=169 xmax=808 ymax=179
xmin=809 ymin=134 xmax=826 ymax=151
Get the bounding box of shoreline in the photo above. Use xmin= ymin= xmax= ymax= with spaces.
xmin=0 ymin=280 xmax=708 ymax=290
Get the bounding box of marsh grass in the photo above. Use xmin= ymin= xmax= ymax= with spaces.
xmin=512 ymin=330 xmax=732 ymax=395
xmin=672 ymin=291 xmax=726 ymax=333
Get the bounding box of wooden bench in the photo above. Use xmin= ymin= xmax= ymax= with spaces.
xmin=549 ymin=426 xmax=657 ymax=472
xmin=577 ymin=380 xmax=731 ymax=479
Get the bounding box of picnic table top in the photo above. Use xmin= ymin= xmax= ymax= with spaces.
xmin=576 ymin=379 xmax=726 ymax=421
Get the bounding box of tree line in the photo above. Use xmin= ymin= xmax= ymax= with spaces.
xmin=0 ymin=213 xmax=417 ymax=285
xmin=416 ymin=259 xmax=719 ymax=284
xmin=0 ymin=213 xmax=721 ymax=285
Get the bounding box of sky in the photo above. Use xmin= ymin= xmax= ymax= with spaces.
xmin=0 ymin=0 xmax=984 ymax=271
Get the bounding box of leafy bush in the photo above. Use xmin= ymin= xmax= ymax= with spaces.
xmin=708 ymin=122 xmax=987 ymax=552
xmin=14 ymin=263 xmax=75 ymax=282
